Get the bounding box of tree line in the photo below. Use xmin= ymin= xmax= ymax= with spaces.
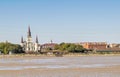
xmin=0 ymin=42 xmax=24 ymax=54
xmin=54 ymin=42 xmax=87 ymax=53
xmin=0 ymin=42 xmax=87 ymax=54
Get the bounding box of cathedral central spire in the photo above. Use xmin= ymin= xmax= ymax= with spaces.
xmin=28 ymin=26 xmax=31 ymax=37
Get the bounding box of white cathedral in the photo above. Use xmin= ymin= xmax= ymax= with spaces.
xmin=20 ymin=26 xmax=40 ymax=53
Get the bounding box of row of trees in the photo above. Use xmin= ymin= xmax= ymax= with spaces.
xmin=54 ymin=43 xmax=87 ymax=53
xmin=0 ymin=42 xmax=87 ymax=54
xmin=0 ymin=42 xmax=24 ymax=54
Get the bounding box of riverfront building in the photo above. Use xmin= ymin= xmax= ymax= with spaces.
xmin=79 ymin=42 xmax=107 ymax=50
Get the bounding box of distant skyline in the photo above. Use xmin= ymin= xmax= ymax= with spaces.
xmin=0 ymin=0 xmax=120 ymax=44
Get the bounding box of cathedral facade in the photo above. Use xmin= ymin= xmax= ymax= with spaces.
xmin=21 ymin=26 xmax=40 ymax=53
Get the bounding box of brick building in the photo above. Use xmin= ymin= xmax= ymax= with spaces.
xmin=79 ymin=42 xmax=107 ymax=50
xmin=41 ymin=43 xmax=57 ymax=50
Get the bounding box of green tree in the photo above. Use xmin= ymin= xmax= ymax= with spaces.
xmin=54 ymin=44 xmax=60 ymax=50
xmin=0 ymin=42 xmax=24 ymax=54
xmin=55 ymin=43 xmax=87 ymax=53
xmin=67 ymin=44 xmax=76 ymax=52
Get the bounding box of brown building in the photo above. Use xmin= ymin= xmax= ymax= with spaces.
xmin=79 ymin=42 xmax=107 ymax=50
xmin=42 ymin=43 xmax=57 ymax=50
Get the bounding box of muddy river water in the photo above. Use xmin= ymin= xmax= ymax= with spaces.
xmin=0 ymin=56 xmax=120 ymax=77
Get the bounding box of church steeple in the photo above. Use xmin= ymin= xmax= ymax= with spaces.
xmin=51 ymin=40 xmax=53 ymax=44
xmin=36 ymin=35 xmax=39 ymax=43
xmin=21 ymin=36 xmax=24 ymax=43
xmin=28 ymin=26 xmax=31 ymax=37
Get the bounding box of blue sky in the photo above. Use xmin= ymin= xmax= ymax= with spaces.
xmin=0 ymin=0 xmax=120 ymax=44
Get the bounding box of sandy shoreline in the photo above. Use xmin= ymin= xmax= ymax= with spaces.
xmin=0 ymin=53 xmax=120 ymax=58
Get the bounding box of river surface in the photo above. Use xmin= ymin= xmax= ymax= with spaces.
xmin=0 ymin=56 xmax=120 ymax=77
